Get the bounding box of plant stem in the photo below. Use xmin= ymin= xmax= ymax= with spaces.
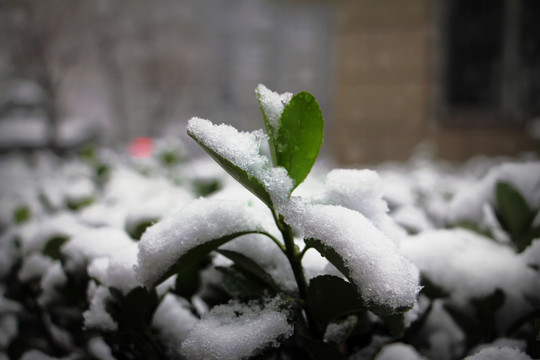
xmin=276 ymin=213 xmax=321 ymax=339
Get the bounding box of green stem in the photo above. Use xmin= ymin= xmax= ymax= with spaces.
xmin=276 ymin=213 xmax=321 ymax=339
xmin=256 ymin=230 xmax=286 ymax=254
xmin=299 ymin=244 xmax=312 ymax=259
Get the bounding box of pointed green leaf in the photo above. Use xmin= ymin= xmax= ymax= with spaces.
xmin=188 ymin=132 xmax=273 ymax=208
xmin=173 ymin=255 xmax=211 ymax=299
xmin=152 ymin=230 xmax=263 ymax=287
xmin=306 ymin=275 xmax=364 ymax=333
xmin=216 ymin=249 xmax=280 ymax=292
xmin=42 ymin=236 xmax=69 ymax=260
xmin=217 ymin=265 xmax=270 ymax=299
xmin=496 ymin=181 xmax=534 ymax=250
xmin=304 ymin=238 xmax=412 ymax=316
xmin=14 ymin=205 xmax=31 ymax=224
xmin=107 ymin=287 xmax=159 ymax=332
xmin=276 ymin=91 xmax=323 ymax=189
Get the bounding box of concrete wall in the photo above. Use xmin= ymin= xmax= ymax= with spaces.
xmin=333 ymin=0 xmax=536 ymax=164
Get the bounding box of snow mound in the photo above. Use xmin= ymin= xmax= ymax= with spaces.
xmin=464 ymin=346 xmax=533 ymax=360
xmin=314 ymin=169 xmax=406 ymax=242
xmin=186 ymin=117 xmax=294 ymax=204
xmin=152 ymin=293 xmax=198 ymax=345
xmin=255 ymin=84 xmax=292 ymax=136
xmin=285 ymin=201 xmax=420 ymax=313
xmin=375 ymin=343 xmax=427 ymax=360
xmin=136 ymin=198 xmax=268 ymax=288
xmin=181 ymin=297 xmax=293 ymax=360
xmin=447 ymin=162 xmax=540 ymax=224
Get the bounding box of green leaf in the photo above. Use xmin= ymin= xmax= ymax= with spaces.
xmin=13 ymin=206 xmax=31 ymax=224
xmin=217 ymin=265 xmax=270 ymax=299
xmin=276 ymin=91 xmax=323 ymax=189
xmin=127 ymin=219 xmax=158 ymax=241
xmin=304 ymin=239 xmax=411 ymax=316
xmin=297 ymin=334 xmax=345 ymax=360
xmin=42 ymin=236 xmax=69 ymax=260
xmin=151 ymin=231 xmax=261 ymax=287
xmin=173 ymin=255 xmax=211 ymax=299
xmin=444 ymin=289 xmax=505 ymax=349
xmin=306 ymin=275 xmax=364 ymax=334
xmin=107 ymin=287 xmax=159 ymax=332
xmin=216 ymin=249 xmax=280 ymax=292
xmin=188 ymin=132 xmax=274 ymax=208
xmin=496 ymin=182 xmax=533 ymax=250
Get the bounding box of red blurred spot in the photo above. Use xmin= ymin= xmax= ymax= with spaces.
xmin=129 ymin=137 xmax=154 ymax=158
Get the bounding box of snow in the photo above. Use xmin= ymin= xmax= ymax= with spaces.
xmin=415 ymin=299 xmax=464 ymax=360
xmin=391 ymin=205 xmax=434 ymax=234
xmin=255 ymin=84 xmax=293 ymax=136
xmin=87 ymin=337 xmax=116 ymax=360
xmin=18 ymin=253 xmax=55 ymax=282
xmin=0 ymin=314 xmax=17 ymax=348
xmin=186 ymin=117 xmax=294 ymax=203
xmin=401 ymin=229 xmax=540 ymax=302
xmin=522 ymin=238 xmax=540 ymax=269
xmin=374 ymin=343 xmax=427 ymax=360
xmin=80 ymin=168 xmax=193 ymax=229
xmin=61 ymin=227 xmax=134 ymax=270
xmin=152 ymin=293 xmax=198 ymax=345
xmin=463 ymin=346 xmax=533 ymax=360
xmin=180 ymin=297 xmax=293 ymax=360
xmin=136 ymin=198 xmax=268 ymax=288
xmin=87 ymin=242 xmax=139 ymax=295
xmin=447 ymin=162 xmax=540 ymax=224
xmin=38 ymin=262 xmax=68 ymax=307
xmin=401 ymin=228 xmax=540 ymax=331
xmin=314 ymin=169 xmax=406 ymax=242
xmin=284 ymin=201 xmax=420 ymax=313
xmin=222 ymin=234 xmax=296 ymax=293
xmin=83 ymin=284 xmax=117 ymax=331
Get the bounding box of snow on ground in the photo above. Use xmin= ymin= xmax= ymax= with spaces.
xmin=0 ymin=134 xmax=538 ymax=359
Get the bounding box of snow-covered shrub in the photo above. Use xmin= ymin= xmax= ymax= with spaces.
xmin=0 ymin=85 xmax=538 ymax=360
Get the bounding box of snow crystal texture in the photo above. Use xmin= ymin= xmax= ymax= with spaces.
xmin=136 ymin=198 xmax=267 ymax=287
xmin=464 ymin=346 xmax=533 ymax=360
xmin=181 ymin=298 xmax=293 ymax=360
xmin=255 ymin=84 xmax=292 ymax=136
xmin=285 ymin=201 xmax=420 ymax=313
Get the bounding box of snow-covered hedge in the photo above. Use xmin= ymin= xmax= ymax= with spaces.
xmin=0 ymin=86 xmax=538 ymax=360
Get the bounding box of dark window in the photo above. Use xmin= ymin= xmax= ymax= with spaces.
xmin=440 ymin=0 xmax=540 ymax=125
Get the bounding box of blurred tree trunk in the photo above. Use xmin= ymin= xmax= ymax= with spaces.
xmin=93 ymin=0 xmax=129 ymax=143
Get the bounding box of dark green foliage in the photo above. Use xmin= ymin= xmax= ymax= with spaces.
xmin=193 ymin=178 xmax=222 ymax=197
xmin=217 ymin=249 xmax=279 ymax=293
xmin=14 ymin=205 xmax=31 ymax=224
xmin=42 ymin=235 xmax=69 ymax=260
xmin=127 ymin=219 xmax=157 ymax=241
xmin=444 ymin=289 xmax=505 ymax=350
xmin=297 ymin=334 xmax=345 ymax=360
xmin=306 ymin=275 xmax=364 ymax=335
xmin=495 ymin=181 xmax=539 ymax=252
xmin=149 ymin=230 xmax=265 ymax=288
xmin=173 ymin=255 xmax=210 ymax=299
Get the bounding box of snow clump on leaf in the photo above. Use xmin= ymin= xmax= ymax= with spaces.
xmin=284 ymin=200 xmax=421 ymax=314
xmin=180 ymin=297 xmax=293 ymax=360
xmin=136 ymin=198 xmax=269 ymax=288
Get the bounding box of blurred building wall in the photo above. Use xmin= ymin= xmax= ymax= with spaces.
xmin=333 ymin=0 xmax=538 ymax=164
xmin=0 ymin=0 xmax=335 ymax=152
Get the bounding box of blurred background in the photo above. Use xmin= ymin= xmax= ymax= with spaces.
xmin=0 ymin=0 xmax=538 ymax=164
